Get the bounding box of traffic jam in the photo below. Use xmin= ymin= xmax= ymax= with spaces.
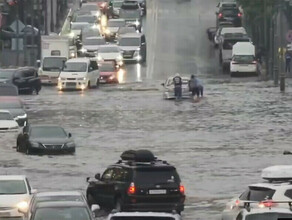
xmin=1 ymin=0 xmax=292 ymax=220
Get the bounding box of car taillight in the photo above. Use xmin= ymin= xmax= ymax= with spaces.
xmin=179 ymin=184 xmax=185 ymax=195
xmin=127 ymin=182 xmax=136 ymax=195
xmin=252 ymin=61 xmax=257 ymax=64
xmin=218 ymin=13 xmax=223 ymax=18
xmin=238 ymin=13 xmax=242 ymax=17
xmin=258 ymin=200 xmax=278 ymax=208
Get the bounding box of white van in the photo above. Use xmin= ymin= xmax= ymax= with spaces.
xmin=58 ymin=58 xmax=100 ymax=91
xmin=230 ymin=42 xmax=257 ymax=77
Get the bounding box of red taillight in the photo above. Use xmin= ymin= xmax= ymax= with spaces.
xmin=238 ymin=13 xmax=242 ymax=17
xmin=179 ymin=185 xmax=185 ymax=195
xmin=127 ymin=182 xmax=136 ymax=195
xmin=252 ymin=61 xmax=257 ymax=64
xmin=235 ymin=200 xmax=240 ymax=206
xmin=258 ymin=200 xmax=278 ymax=208
xmin=218 ymin=13 xmax=223 ymax=18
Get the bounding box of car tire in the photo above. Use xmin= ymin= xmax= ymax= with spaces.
xmin=230 ymin=72 xmax=235 ymax=77
xmin=87 ymin=194 xmax=97 ymax=208
xmin=31 ymin=87 xmax=38 ymax=95
xmin=115 ymin=198 xmax=123 ymax=212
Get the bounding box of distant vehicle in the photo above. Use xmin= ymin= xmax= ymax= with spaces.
xmin=70 ymin=22 xmax=92 ymax=39
xmin=217 ymin=7 xmax=242 ymax=27
xmin=16 ymin=124 xmax=76 ymax=155
xmin=74 ymin=15 xmax=98 ymax=24
xmin=217 ymin=1 xmax=237 ymax=11
xmin=161 ymin=76 xmax=191 ymax=100
xmin=58 ymin=58 xmax=100 ymax=91
xmin=219 ymin=32 xmax=250 ymax=71
xmin=214 ymin=26 xmax=246 ymax=47
xmin=82 ymin=26 xmax=101 ymax=41
xmin=119 ymin=1 xmax=142 ymax=32
xmin=107 ymin=212 xmax=182 ymax=220
xmin=108 ymin=0 xmax=125 ymax=18
xmin=230 ymin=42 xmax=257 ymax=77
xmin=0 ymin=110 xmax=19 ymax=132
xmin=86 ymin=150 xmax=185 ymax=213
xmin=29 ymin=201 xmax=95 ymax=220
xmin=117 ymin=26 xmax=137 ymax=37
xmin=99 ymin=61 xmax=120 ymax=83
xmin=80 ymin=37 xmax=107 ymax=57
xmin=27 ymin=191 xmax=88 ymax=218
xmin=0 ymin=67 xmax=41 ymax=95
xmin=103 ymin=19 xmax=126 ymax=41
xmin=0 ymin=96 xmax=27 ymax=126
xmin=96 ymin=45 xmax=124 ymax=66
xmin=80 ymin=3 xmax=101 ymax=17
xmin=0 ymin=175 xmax=36 ymax=220
xmin=118 ymin=33 xmax=146 ymax=63
xmin=222 ymin=165 xmax=292 ymax=220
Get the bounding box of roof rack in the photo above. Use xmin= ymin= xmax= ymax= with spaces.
xmin=262 ymin=166 xmax=292 ymax=183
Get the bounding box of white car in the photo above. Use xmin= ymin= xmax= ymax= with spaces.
xmin=107 ymin=212 xmax=181 ymax=220
xmin=96 ymin=45 xmax=124 ymax=66
xmin=103 ymin=19 xmax=126 ymax=40
xmin=58 ymin=58 xmax=100 ymax=91
xmin=0 ymin=175 xmax=36 ymax=219
xmin=222 ymin=166 xmax=292 ymax=220
xmin=0 ymin=110 xmax=19 ymax=132
xmin=215 ymin=27 xmax=247 ymax=47
xmin=161 ymin=76 xmax=191 ymax=100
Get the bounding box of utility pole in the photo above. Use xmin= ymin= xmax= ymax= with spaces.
xmin=274 ymin=9 xmax=279 ymax=86
xmin=264 ymin=0 xmax=269 ymax=76
xmin=279 ymin=1 xmax=285 ymax=92
xmin=16 ymin=2 xmax=19 ymax=66
xmin=23 ymin=0 xmax=28 ymax=66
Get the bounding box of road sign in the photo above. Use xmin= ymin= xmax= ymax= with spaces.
xmin=286 ymin=30 xmax=292 ymax=42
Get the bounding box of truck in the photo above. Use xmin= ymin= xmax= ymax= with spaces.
xmin=38 ymin=35 xmax=77 ymax=85
xmin=230 ymin=42 xmax=257 ymax=77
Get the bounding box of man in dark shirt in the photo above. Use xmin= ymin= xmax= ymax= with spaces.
xmin=173 ymin=73 xmax=182 ymax=100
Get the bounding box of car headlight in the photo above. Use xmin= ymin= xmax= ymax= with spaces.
xmin=105 ymin=29 xmax=111 ymax=35
xmin=135 ymin=20 xmax=140 ymax=27
xmin=17 ymin=201 xmax=29 ymax=213
xmin=70 ymin=52 xmax=75 ymax=58
xmin=69 ymin=32 xmax=75 ymax=38
xmin=97 ymin=55 xmax=103 ymax=61
xmin=80 ymin=48 xmax=87 ymax=53
xmin=109 ymin=75 xmax=115 ymax=80
xmin=17 ymin=113 xmax=27 ymax=119
xmin=58 ymin=77 xmax=66 ymax=81
xmin=66 ymin=142 xmax=75 ymax=147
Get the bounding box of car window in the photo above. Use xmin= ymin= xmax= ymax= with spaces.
xmin=90 ymin=60 xmax=98 ymax=70
xmin=112 ymin=168 xmax=130 ymax=181
xmin=134 ymin=168 xmax=180 ymax=185
xmin=141 ymin=35 xmax=145 ymax=44
xmin=23 ymin=69 xmax=35 ymax=78
xmin=245 ymin=187 xmax=276 ymax=201
xmin=239 ymin=189 xmax=249 ymax=200
xmin=102 ymin=168 xmax=114 ymax=181
xmin=284 ymin=189 xmax=292 ymax=199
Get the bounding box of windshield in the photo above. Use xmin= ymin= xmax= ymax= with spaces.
xmin=0 ymin=112 xmax=13 ymax=120
xmin=76 ymin=16 xmax=96 ymax=23
xmin=108 ymin=20 xmax=125 ymax=27
xmin=82 ymin=29 xmax=100 ymax=38
xmin=222 ymin=9 xmax=239 ymax=16
xmin=63 ymin=62 xmax=87 ymax=72
xmin=233 ymin=55 xmax=255 ymax=63
xmin=0 ymin=70 xmax=14 ymax=79
xmin=120 ymin=11 xmax=140 ymax=18
xmin=30 ymin=127 xmax=67 ymax=139
xmin=100 ymin=64 xmax=115 ymax=72
xmin=119 ymin=27 xmax=136 ymax=35
xmin=111 ymin=218 xmax=175 ymax=220
xmin=43 ymin=57 xmax=67 ymax=71
xmin=119 ymin=37 xmax=140 ymax=46
xmin=121 ymin=3 xmax=139 ymax=10
xmin=33 ymin=207 xmax=91 ymax=220
xmin=113 ymin=1 xmax=123 ymax=7
xmin=135 ymin=168 xmax=180 ymax=185
xmin=0 ymin=101 xmax=22 ymax=109
xmin=83 ymin=38 xmax=105 ymax=45
xmin=99 ymin=47 xmax=120 ymax=53
xmin=0 ymin=180 xmax=27 ymax=195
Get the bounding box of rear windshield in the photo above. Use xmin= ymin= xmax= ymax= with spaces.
xmin=222 ymin=9 xmax=239 ymax=16
xmin=134 ymin=168 xmax=180 ymax=185
xmin=239 ymin=187 xmax=276 ymax=201
xmin=121 ymin=3 xmax=139 ymax=10
xmin=233 ymin=55 xmax=255 ymax=63
xmin=246 ymin=213 xmax=292 ymax=220
xmin=223 ymin=39 xmax=249 ymax=50
xmin=111 ymin=217 xmax=175 ymax=220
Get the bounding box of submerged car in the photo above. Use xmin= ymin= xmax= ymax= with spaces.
xmin=16 ymin=124 xmax=76 ymax=155
xmin=161 ymin=76 xmax=191 ymax=100
xmin=99 ymin=61 xmax=120 ymax=84
xmin=0 ymin=110 xmax=19 ymax=132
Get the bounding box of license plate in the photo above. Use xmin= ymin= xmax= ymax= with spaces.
xmin=149 ymin=189 xmax=167 ymax=194
xmin=100 ymin=79 xmax=106 ymax=83
xmin=0 ymin=212 xmax=10 ymax=217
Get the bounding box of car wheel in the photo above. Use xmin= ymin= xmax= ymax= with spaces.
xmin=31 ymin=87 xmax=38 ymax=95
xmin=115 ymin=198 xmax=122 ymax=212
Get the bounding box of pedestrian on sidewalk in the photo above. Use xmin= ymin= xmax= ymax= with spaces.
xmin=285 ymin=50 xmax=291 ymax=73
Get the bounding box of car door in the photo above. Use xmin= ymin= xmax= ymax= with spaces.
xmin=90 ymin=60 xmax=99 ymax=83
xmin=140 ymin=35 xmax=146 ymax=60
xmin=13 ymin=70 xmax=26 ymax=90
xmin=111 ymin=168 xmax=130 ymax=203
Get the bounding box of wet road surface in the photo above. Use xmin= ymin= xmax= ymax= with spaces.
xmin=2 ymin=0 xmax=292 ymax=219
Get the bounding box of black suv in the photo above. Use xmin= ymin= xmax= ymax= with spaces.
xmin=86 ymin=150 xmax=185 ymax=213
xmin=0 ymin=67 xmax=41 ymax=95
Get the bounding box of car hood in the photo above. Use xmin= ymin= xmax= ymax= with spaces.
xmin=5 ymin=109 xmax=26 ymax=118
xmin=71 ymin=29 xmax=82 ymax=36
xmin=60 ymin=72 xmax=87 ymax=78
xmin=0 ymin=120 xmax=18 ymax=128
xmin=120 ymin=46 xmax=140 ymax=51
xmin=30 ymin=137 xmax=71 ymax=145
xmin=108 ymin=27 xmax=119 ymax=33
xmin=0 ymin=194 xmax=30 ymax=207
xmin=83 ymin=45 xmax=102 ymax=51
xmin=99 ymin=53 xmax=120 ymax=60
xmin=100 ymin=71 xmax=115 ymax=76
xmin=0 ymin=79 xmax=11 ymax=83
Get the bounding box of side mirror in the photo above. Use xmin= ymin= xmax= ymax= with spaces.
xmin=68 ymin=133 xmax=72 ymax=138
xmin=95 ymin=173 xmax=101 ymax=180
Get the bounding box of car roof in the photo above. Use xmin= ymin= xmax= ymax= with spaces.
xmin=119 ymin=33 xmax=143 ymax=38
xmin=0 ymin=110 xmax=11 ymax=113
xmin=85 ymin=36 xmax=104 ymax=40
xmin=66 ymin=58 xmax=90 ymax=63
xmin=0 ymin=175 xmax=27 ymax=180
xmin=167 ymin=76 xmax=190 ymax=81
xmin=109 ymin=18 xmax=126 ymax=22
xmin=36 ymin=201 xmax=86 ymax=208
xmin=35 ymin=191 xmax=83 ymax=197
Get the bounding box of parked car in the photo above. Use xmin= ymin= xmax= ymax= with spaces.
xmin=0 ymin=67 xmax=41 ymax=95
xmin=0 ymin=175 xmax=36 ymax=220
xmin=0 ymin=96 xmax=27 ymax=126
xmin=16 ymin=124 xmax=76 ymax=155
xmin=0 ymin=110 xmax=19 ymax=132
xmin=86 ymin=150 xmax=185 ymax=213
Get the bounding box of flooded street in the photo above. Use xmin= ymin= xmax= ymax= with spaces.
xmin=2 ymin=0 xmax=292 ymax=220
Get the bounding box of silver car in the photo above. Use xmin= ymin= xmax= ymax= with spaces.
xmin=162 ymin=76 xmax=191 ymax=99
